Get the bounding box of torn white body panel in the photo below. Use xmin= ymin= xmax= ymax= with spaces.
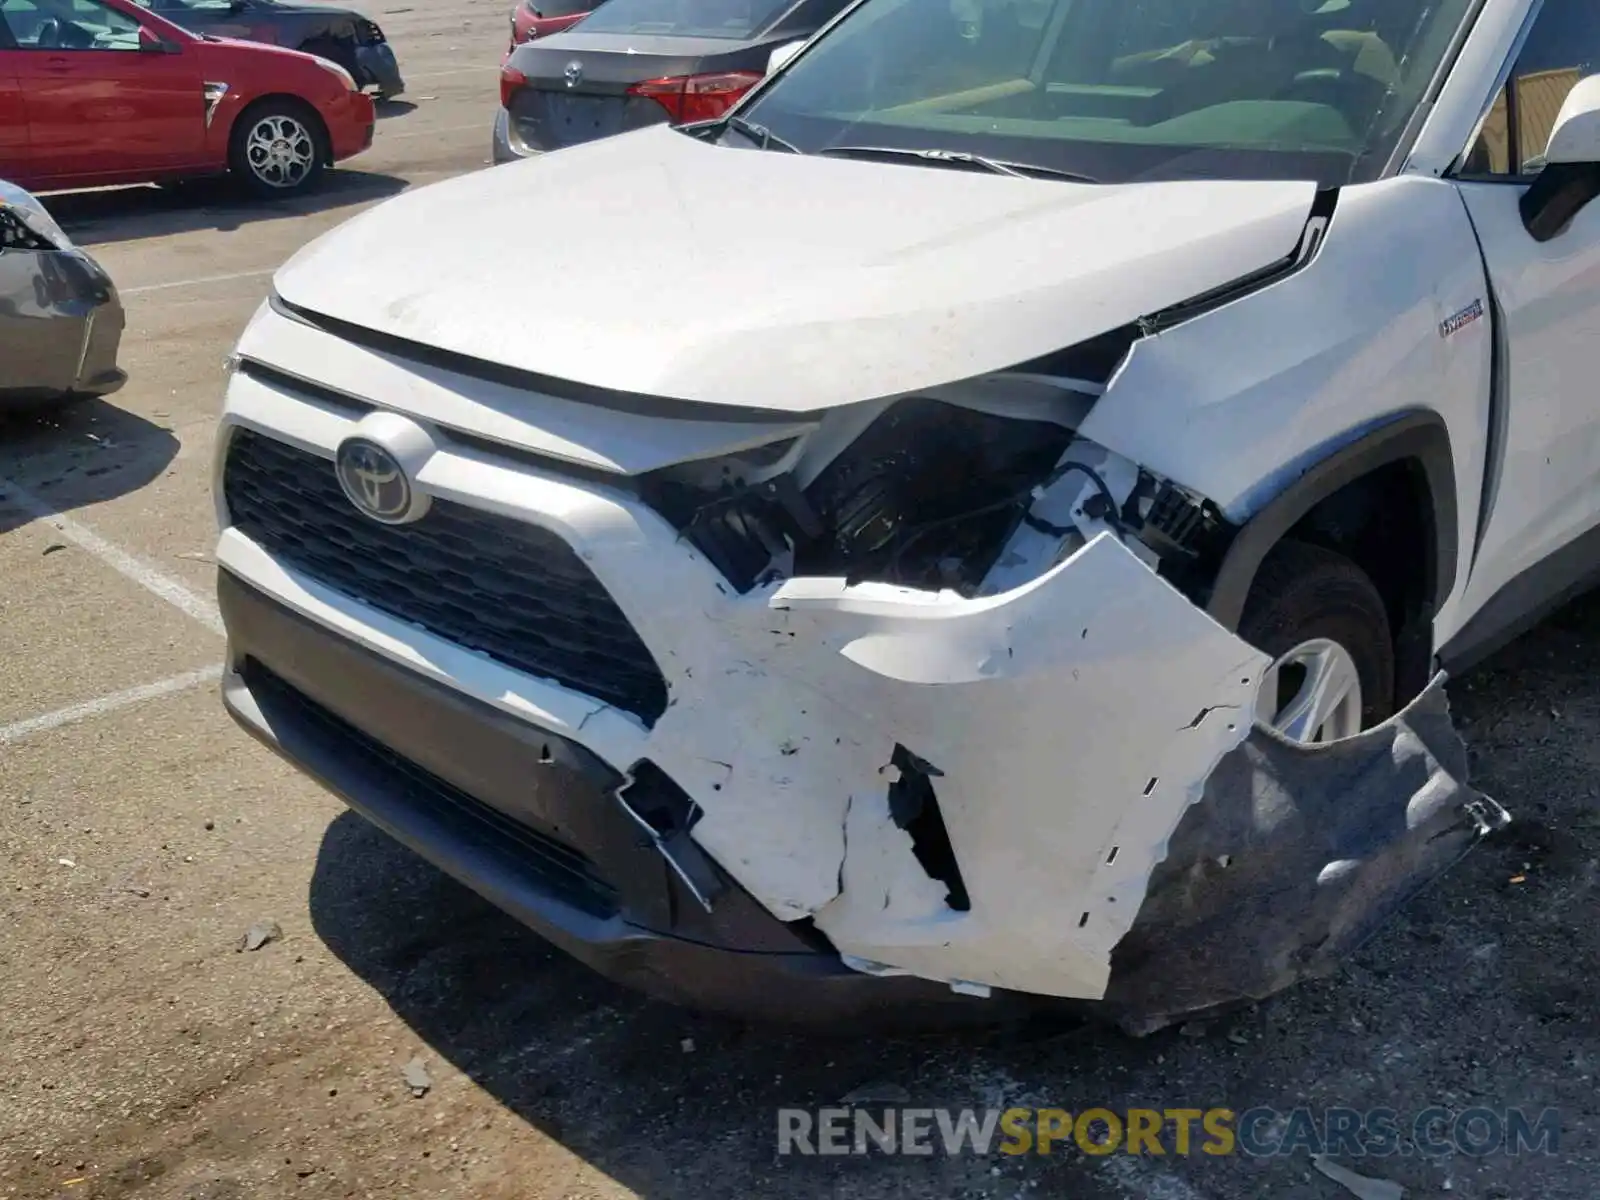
xmin=653 ymin=530 xmax=1271 ymax=998
xmin=769 ymin=534 xmax=1268 ymax=998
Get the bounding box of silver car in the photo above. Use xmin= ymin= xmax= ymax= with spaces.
xmin=0 ymin=183 xmax=126 ymax=413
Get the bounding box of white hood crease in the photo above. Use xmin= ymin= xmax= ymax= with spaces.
xmin=274 ymin=125 xmax=1317 ymax=411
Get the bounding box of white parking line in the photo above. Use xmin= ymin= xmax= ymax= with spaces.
xmin=0 ymin=666 xmax=224 ymax=747
xmin=121 ymin=268 xmax=275 ymax=296
xmin=0 ymin=479 xmax=224 ymax=635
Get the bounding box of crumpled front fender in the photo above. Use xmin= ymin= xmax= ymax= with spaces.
xmin=653 ymin=530 xmax=1504 ymax=1022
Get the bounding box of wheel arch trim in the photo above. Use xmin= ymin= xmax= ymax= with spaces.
xmin=226 ymin=93 xmax=335 ymax=167
xmin=1204 ymin=410 xmax=1458 ymax=634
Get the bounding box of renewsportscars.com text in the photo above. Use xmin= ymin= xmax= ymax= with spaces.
xmin=777 ymin=1106 xmax=1561 ymax=1158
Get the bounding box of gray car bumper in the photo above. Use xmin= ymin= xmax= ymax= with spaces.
xmin=491 ymin=106 xmax=534 ymax=164
xmin=0 ymin=247 xmax=126 ymax=406
xmin=354 ymin=43 xmax=404 ymax=97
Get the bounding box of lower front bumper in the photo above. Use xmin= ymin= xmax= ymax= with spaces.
xmin=218 ymin=570 xmax=1000 ymax=1023
xmin=354 ymin=43 xmax=404 ymax=97
xmin=326 ymin=92 xmax=378 ymax=162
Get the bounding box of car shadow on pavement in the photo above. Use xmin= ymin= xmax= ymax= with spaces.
xmin=44 ymin=171 xmax=410 ymax=249
xmin=307 ymin=810 xmax=1074 ymax=1197
xmin=0 ymin=399 xmax=179 ymax=537
xmin=376 ymin=99 xmax=419 ymax=119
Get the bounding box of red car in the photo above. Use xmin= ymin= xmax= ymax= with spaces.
xmin=507 ymin=0 xmax=599 ymax=52
xmin=0 ymin=0 xmax=375 ymax=198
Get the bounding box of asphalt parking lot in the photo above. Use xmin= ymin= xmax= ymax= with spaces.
xmin=4 ymin=4 xmax=1600 ymax=1197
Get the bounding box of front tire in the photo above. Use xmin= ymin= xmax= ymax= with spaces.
xmin=1237 ymin=539 xmax=1395 ymax=740
xmin=228 ymin=100 xmax=327 ymax=199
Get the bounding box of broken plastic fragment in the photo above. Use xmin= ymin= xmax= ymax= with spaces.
xmin=838 ymin=954 xmax=913 ymax=978
xmin=402 ymin=1055 xmax=432 ymax=1097
xmin=615 ymin=764 xmax=724 ymax=913
xmin=236 ymin=920 xmax=282 ymax=952
xmin=1312 ymin=1154 xmax=1404 ymax=1200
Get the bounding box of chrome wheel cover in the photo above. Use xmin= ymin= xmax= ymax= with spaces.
xmin=245 ymin=114 xmax=315 ymax=189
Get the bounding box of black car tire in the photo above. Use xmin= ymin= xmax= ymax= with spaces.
xmin=1236 ymin=538 xmax=1396 ymax=731
xmin=228 ymin=99 xmax=328 ymax=199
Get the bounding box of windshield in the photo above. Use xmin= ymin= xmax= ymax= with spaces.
xmin=578 ymin=0 xmax=792 ymax=39
xmin=739 ymin=0 xmax=1477 ymax=186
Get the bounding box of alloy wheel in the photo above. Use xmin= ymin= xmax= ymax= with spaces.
xmin=244 ymin=115 xmax=316 ymax=190
xmin=1260 ymin=636 xmax=1364 ymax=744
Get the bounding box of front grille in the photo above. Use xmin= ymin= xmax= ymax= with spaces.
xmin=223 ymin=429 xmax=669 ymax=722
xmin=243 ymin=659 xmax=618 ymax=917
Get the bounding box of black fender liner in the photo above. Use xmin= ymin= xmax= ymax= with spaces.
xmin=1204 ymin=411 xmax=1458 ymax=644
xmin=1100 ymin=674 xmax=1507 ymax=1035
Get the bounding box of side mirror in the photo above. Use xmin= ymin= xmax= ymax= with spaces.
xmin=766 ymin=39 xmax=804 ymax=75
xmin=137 ymin=25 xmax=179 ymax=53
xmin=1544 ymin=75 xmax=1600 ymax=166
xmin=1521 ymin=75 xmax=1600 ymax=242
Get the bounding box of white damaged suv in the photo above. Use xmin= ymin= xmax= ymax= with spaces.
xmin=217 ymin=0 xmax=1597 ymax=1030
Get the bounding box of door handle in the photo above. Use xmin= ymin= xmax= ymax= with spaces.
xmin=41 ymin=56 xmax=72 ymax=73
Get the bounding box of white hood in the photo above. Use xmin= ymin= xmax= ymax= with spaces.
xmin=275 ymin=126 xmax=1316 ymax=413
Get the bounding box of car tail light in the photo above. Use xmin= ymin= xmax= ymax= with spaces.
xmin=500 ymin=64 xmax=528 ymax=109
xmin=626 ymin=71 xmax=762 ymax=124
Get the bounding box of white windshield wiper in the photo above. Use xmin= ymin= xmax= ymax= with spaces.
xmin=818 ymin=145 xmax=1098 ymax=183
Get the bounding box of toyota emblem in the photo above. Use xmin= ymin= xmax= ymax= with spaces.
xmin=336 ymin=438 xmax=416 ymax=524
xmin=564 ymin=60 xmax=583 ymax=87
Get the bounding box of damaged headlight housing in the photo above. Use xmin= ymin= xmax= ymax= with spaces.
xmin=641 ymin=399 xmax=1078 ymax=594
xmin=797 ymin=399 xmax=1075 ymax=590
xmin=0 ymin=181 xmax=72 ymax=251
xmin=641 ymin=395 xmax=1237 ymax=606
